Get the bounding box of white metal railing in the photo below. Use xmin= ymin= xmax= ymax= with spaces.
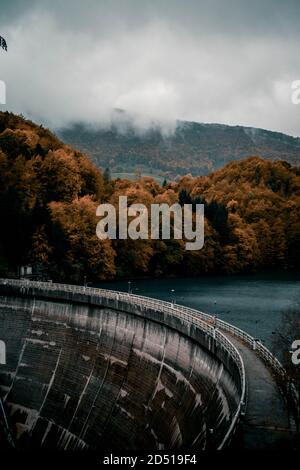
xmin=0 ymin=278 xmax=254 ymax=448
xmin=2 ymin=278 xmax=297 ymax=441
xmin=215 ymin=317 xmax=287 ymax=377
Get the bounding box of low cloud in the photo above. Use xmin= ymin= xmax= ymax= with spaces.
xmin=0 ymin=0 xmax=300 ymax=135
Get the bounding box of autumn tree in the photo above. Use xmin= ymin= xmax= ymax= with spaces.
xmin=49 ymin=196 xmax=116 ymax=282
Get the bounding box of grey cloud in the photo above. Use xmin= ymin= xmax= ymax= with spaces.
xmin=0 ymin=0 xmax=300 ymax=135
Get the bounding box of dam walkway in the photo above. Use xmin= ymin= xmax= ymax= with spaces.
xmin=222 ymin=331 xmax=297 ymax=449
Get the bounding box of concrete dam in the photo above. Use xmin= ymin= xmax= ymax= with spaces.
xmin=0 ymin=280 xmax=246 ymax=451
xmin=2 ymin=280 xmax=295 ymax=451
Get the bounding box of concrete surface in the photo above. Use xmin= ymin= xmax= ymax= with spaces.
xmin=223 ymin=331 xmax=297 ymax=449
xmin=0 ymin=292 xmax=240 ymax=450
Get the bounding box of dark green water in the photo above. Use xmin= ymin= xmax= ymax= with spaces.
xmin=97 ymin=272 xmax=300 ymax=348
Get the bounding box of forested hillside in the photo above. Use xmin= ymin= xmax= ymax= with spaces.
xmin=58 ymin=119 xmax=300 ymax=179
xmin=1 ymin=112 xmax=299 ymax=282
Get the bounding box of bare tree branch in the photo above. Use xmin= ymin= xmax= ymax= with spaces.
xmin=0 ymin=36 xmax=7 ymax=51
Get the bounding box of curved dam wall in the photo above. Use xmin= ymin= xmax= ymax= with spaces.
xmin=0 ymin=281 xmax=243 ymax=450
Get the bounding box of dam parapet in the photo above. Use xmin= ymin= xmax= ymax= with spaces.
xmin=0 ymin=279 xmax=246 ymax=450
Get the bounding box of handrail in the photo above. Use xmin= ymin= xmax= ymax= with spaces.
xmin=0 ymin=278 xmax=248 ymax=449
xmin=4 ymin=278 xmax=285 ymax=376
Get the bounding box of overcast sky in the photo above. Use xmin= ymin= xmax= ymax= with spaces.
xmin=0 ymin=0 xmax=300 ymax=135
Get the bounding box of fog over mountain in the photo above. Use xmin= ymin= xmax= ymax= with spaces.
xmin=58 ymin=114 xmax=300 ymax=178
xmin=0 ymin=0 xmax=300 ymax=136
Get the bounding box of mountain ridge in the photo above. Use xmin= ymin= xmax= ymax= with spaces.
xmin=57 ymin=119 xmax=300 ymax=179
xmin=0 ymin=111 xmax=299 ymax=280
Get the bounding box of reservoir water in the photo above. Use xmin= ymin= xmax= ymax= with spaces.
xmin=98 ymin=271 xmax=300 ymax=349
